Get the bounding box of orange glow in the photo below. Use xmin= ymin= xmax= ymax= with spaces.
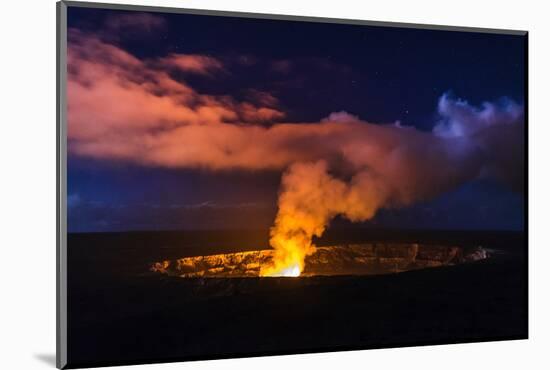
xmin=260 ymin=214 xmax=317 ymax=278
xmin=271 ymin=263 xmax=301 ymax=277
xmin=161 ymin=53 xmax=224 ymax=75
xmin=150 ymin=244 xmax=485 ymax=279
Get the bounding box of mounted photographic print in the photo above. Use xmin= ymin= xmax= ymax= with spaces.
xmin=56 ymin=1 xmax=528 ymax=368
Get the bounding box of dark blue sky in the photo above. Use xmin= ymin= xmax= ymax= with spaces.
xmin=67 ymin=6 xmax=526 ymax=232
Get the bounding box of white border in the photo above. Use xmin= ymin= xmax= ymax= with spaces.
xmin=1 ymin=0 xmax=548 ymax=369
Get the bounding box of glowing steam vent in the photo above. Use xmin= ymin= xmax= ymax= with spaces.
xmin=260 ymin=232 xmax=310 ymax=277
xmin=259 ymin=160 xmax=384 ymax=277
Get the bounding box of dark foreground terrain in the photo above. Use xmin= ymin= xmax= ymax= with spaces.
xmin=66 ymin=229 xmax=527 ymax=368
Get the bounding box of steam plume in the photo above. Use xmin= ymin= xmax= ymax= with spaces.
xmin=262 ymin=99 xmax=524 ymax=275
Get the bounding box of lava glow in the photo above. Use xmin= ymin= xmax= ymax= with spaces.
xmin=259 ymin=231 xmax=315 ymax=277
xmin=150 ymin=243 xmax=488 ymax=279
xmin=265 ymin=263 xmax=301 ymax=277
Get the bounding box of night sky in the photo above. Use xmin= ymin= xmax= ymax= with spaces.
xmin=66 ymin=6 xmax=526 ymax=233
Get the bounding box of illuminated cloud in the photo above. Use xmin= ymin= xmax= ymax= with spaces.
xmin=245 ymin=89 xmax=280 ymax=108
xmin=434 ymin=93 xmax=523 ymax=138
xmin=67 ymin=30 xmax=285 ymax=146
xmin=160 ymin=54 xmax=225 ymax=75
xmin=68 ymin=30 xmax=524 ymax=180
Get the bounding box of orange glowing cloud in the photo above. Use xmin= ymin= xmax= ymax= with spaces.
xmin=68 ymin=30 xmax=285 ymax=146
xmin=160 ymin=53 xmax=225 ymax=75
xmin=67 ymin=31 xmax=523 ymax=180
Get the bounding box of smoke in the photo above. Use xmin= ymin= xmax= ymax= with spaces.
xmin=262 ymin=96 xmax=524 ymax=275
xmin=435 ymin=94 xmax=525 ymax=192
xmin=67 ymin=31 xmax=525 ymax=276
xmin=262 ymin=160 xmax=388 ymax=275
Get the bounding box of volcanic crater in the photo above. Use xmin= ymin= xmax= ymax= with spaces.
xmin=150 ymin=243 xmax=489 ymax=278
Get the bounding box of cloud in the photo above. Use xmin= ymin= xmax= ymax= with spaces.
xmin=104 ymin=12 xmax=167 ymax=34
xmin=244 ymin=89 xmax=280 ymax=108
xmin=321 ymin=111 xmax=360 ymax=123
xmin=160 ymin=54 xmax=225 ymax=75
xmin=67 ymin=30 xmax=285 ymax=151
xmin=271 ymin=60 xmax=293 ymax=74
xmin=68 ymin=33 xmax=523 ymax=179
xmin=434 ymin=93 xmax=525 ymax=191
xmin=434 ymin=93 xmax=523 ymax=138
